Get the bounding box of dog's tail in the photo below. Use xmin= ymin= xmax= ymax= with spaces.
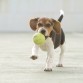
xmin=58 ymin=10 xmax=64 ymax=22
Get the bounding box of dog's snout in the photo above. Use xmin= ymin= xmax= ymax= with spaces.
xmin=41 ymin=30 xmax=46 ymax=34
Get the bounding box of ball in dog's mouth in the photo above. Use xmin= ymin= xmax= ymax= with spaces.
xmin=33 ymin=33 xmax=46 ymax=45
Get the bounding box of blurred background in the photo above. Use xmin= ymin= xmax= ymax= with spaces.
xmin=0 ymin=0 xmax=83 ymax=32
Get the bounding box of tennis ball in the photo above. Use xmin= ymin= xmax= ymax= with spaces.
xmin=33 ymin=33 xmax=45 ymax=45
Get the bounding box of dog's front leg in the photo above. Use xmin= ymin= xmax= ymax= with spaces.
xmin=44 ymin=48 xmax=55 ymax=71
xmin=30 ymin=44 xmax=39 ymax=60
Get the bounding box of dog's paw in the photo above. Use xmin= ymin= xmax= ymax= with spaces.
xmin=30 ymin=55 xmax=38 ymax=60
xmin=56 ymin=64 xmax=63 ymax=67
xmin=44 ymin=68 xmax=52 ymax=72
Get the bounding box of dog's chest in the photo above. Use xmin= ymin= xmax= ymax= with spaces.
xmin=39 ymin=43 xmax=48 ymax=51
xmin=39 ymin=38 xmax=54 ymax=51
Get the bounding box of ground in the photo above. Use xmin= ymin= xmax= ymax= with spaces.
xmin=0 ymin=32 xmax=83 ymax=83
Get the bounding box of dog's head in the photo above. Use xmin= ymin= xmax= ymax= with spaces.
xmin=29 ymin=17 xmax=61 ymax=36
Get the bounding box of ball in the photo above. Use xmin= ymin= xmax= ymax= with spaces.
xmin=33 ymin=33 xmax=45 ymax=45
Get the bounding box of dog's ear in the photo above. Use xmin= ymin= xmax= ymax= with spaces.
xmin=52 ymin=19 xmax=61 ymax=34
xmin=29 ymin=18 xmax=39 ymax=31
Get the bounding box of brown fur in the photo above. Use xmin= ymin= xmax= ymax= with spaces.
xmin=29 ymin=17 xmax=61 ymax=35
xmin=52 ymin=19 xmax=61 ymax=34
xmin=30 ymin=18 xmax=39 ymax=31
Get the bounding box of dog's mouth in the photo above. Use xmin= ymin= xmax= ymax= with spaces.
xmin=37 ymin=28 xmax=50 ymax=39
xmin=39 ymin=29 xmax=49 ymax=39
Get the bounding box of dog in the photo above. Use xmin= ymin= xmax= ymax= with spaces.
xmin=29 ymin=10 xmax=65 ymax=71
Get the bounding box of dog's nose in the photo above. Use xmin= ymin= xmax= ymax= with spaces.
xmin=41 ymin=30 xmax=46 ymax=34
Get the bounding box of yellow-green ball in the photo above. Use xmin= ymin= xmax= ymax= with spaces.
xmin=33 ymin=33 xmax=45 ymax=45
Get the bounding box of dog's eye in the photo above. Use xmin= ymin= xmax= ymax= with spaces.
xmin=45 ymin=23 xmax=51 ymax=27
xmin=38 ymin=23 xmax=43 ymax=27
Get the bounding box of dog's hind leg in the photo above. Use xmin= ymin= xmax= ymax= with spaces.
xmin=56 ymin=43 xmax=65 ymax=67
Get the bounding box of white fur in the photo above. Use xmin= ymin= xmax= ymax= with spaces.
xmin=32 ymin=37 xmax=65 ymax=70
xmin=60 ymin=10 xmax=64 ymax=16
xmin=40 ymin=38 xmax=55 ymax=69
xmin=32 ymin=37 xmax=55 ymax=70
xmin=58 ymin=44 xmax=65 ymax=65
xmin=32 ymin=44 xmax=39 ymax=56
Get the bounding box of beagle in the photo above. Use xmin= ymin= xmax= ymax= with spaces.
xmin=29 ymin=10 xmax=65 ymax=71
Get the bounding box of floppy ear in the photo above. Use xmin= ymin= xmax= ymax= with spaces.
xmin=52 ymin=19 xmax=61 ymax=34
xmin=29 ymin=18 xmax=39 ymax=31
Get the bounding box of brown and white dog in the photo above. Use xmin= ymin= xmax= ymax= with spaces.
xmin=29 ymin=10 xmax=65 ymax=71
